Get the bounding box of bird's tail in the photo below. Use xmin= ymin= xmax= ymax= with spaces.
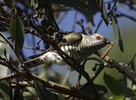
xmin=21 ymin=57 xmax=43 ymax=68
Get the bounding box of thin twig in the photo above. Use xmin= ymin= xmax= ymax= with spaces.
xmin=0 ymin=40 xmax=44 ymax=51
xmin=0 ymin=58 xmax=33 ymax=87
xmin=0 ymin=72 xmax=17 ymax=81
xmin=94 ymin=19 xmax=103 ymax=33
xmin=72 ymin=11 xmax=78 ymax=31
xmin=82 ymin=57 xmax=105 ymax=81
xmin=117 ymin=10 xmax=136 ymax=22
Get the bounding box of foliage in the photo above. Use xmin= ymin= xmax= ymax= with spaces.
xmin=0 ymin=0 xmax=136 ymax=100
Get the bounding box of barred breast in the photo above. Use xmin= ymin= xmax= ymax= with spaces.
xmin=60 ymin=35 xmax=94 ymax=63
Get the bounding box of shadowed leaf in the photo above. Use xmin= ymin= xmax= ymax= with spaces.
xmin=4 ymin=0 xmax=14 ymax=8
xmin=0 ymin=27 xmax=8 ymax=31
xmin=34 ymin=80 xmax=60 ymax=100
xmin=104 ymin=73 xmax=124 ymax=95
xmin=128 ymin=53 xmax=136 ymax=71
xmin=51 ymin=0 xmax=99 ymax=25
xmin=14 ymin=82 xmax=23 ymax=100
xmin=112 ymin=16 xmax=124 ymax=52
xmin=0 ymin=80 xmax=12 ymax=100
xmin=98 ymin=0 xmax=109 ymax=25
xmin=124 ymin=53 xmax=136 ymax=99
xmin=9 ymin=12 xmax=25 ymax=54
xmin=79 ymin=83 xmax=107 ymax=95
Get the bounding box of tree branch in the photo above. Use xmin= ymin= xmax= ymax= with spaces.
xmin=95 ymin=50 xmax=136 ymax=84
xmin=30 ymin=73 xmax=96 ymax=100
xmin=0 ymin=72 xmax=96 ymax=100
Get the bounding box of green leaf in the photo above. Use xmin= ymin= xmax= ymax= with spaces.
xmin=102 ymin=4 xmax=109 ymax=25
xmin=112 ymin=16 xmax=124 ymax=52
xmin=0 ymin=32 xmax=9 ymax=77
xmin=23 ymin=87 xmax=37 ymax=99
xmin=9 ymin=13 xmax=25 ymax=54
xmin=31 ymin=0 xmax=39 ymax=9
xmin=109 ymin=95 xmax=124 ymax=100
xmin=79 ymin=83 xmax=107 ymax=95
xmin=34 ymin=80 xmax=60 ymax=100
xmin=98 ymin=0 xmax=109 ymax=25
xmin=51 ymin=0 xmax=99 ymax=25
xmin=128 ymin=53 xmax=136 ymax=71
xmin=124 ymin=54 xmax=136 ymax=99
xmin=0 ymin=80 xmax=12 ymax=100
xmin=14 ymin=82 xmax=23 ymax=100
xmin=124 ymin=76 xmax=132 ymax=99
xmin=103 ymin=73 xmax=124 ymax=95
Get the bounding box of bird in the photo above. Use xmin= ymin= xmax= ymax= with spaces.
xmin=22 ymin=32 xmax=111 ymax=68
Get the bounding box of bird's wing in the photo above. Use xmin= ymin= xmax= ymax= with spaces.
xmin=57 ymin=32 xmax=82 ymax=47
xmin=62 ymin=32 xmax=82 ymax=45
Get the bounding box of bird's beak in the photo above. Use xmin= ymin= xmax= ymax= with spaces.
xmin=103 ymin=38 xmax=111 ymax=44
xmin=106 ymin=40 xmax=111 ymax=44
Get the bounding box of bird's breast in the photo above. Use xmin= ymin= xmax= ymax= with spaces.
xmin=60 ymin=41 xmax=94 ymax=62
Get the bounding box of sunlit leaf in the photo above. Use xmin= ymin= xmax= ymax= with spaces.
xmin=0 ymin=32 xmax=9 ymax=77
xmin=31 ymin=0 xmax=39 ymax=9
xmin=9 ymin=12 xmax=25 ymax=54
xmin=104 ymin=73 xmax=124 ymax=95
xmin=0 ymin=80 xmax=12 ymax=100
xmin=109 ymin=95 xmax=124 ymax=100
xmin=112 ymin=16 xmax=124 ymax=52
xmin=124 ymin=53 xmax=136 ymax=99
xmin=124 ymin=76 xmax=132 ymax=99
xmin=34 ymin=80 xmax=60 ymax=100
xmin=23 ymin=87 xmax=37 ymax=99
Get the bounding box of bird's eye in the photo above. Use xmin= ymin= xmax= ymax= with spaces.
xmin=96 ymin=35 xmax=101 ymax=40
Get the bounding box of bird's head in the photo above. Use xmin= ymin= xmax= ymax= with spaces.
xmin=88 ymin=33 xmax=111 ymax=47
